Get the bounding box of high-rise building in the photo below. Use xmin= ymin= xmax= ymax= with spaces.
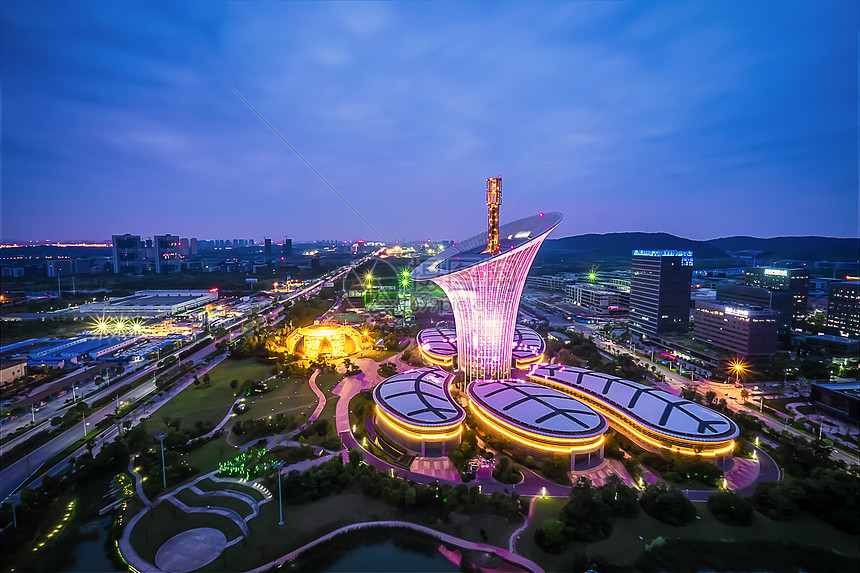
xmin=154 ymin=234 xmax=182 ymax=273
xmin=629 ymin=250 xmax=693 ymax=338
xmin=112 ymin=234 xmax=145 ymax=275
xmin=179 ymin=238 xmax=190 ymax=257
xmin=412 ymin=178 xmax=562 ymax=381
xmin=264 ymin=238 xmax=272 ymax=262
xmin=189 ymin=238 xmax=198 ymax=255
xmin=283 ymin=237 xmax=292 ymax=256
xmin=826 ymin=279 xmax=859 ymax=339
xmin=744 ymin=267 xmax=809 ymax=326
xmin=693 ymin=301 xmax=779 ymax=360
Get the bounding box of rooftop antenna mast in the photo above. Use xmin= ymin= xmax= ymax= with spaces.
xmin=484 ymin=177 xmax=502 ymax=254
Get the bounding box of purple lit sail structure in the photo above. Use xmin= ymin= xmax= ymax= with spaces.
xmin=411 ymin=211 xmax=562 ymax=381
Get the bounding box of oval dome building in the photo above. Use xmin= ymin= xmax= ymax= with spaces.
xmin=467 ymin=379 xmax=608 ymax=470
xmin=373 ymin=367 xmax=465 ymax=457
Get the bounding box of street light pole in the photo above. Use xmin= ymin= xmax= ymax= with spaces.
xmin=273 ymin=461 xmax=285 ymax=525
xmin=156 ymin=434 xmax=167 ymax=489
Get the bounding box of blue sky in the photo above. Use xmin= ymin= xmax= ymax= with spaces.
xmin=2 ymin=1 xmax=858 ymax=242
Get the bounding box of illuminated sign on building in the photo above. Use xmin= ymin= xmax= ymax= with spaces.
xmin=632 ymin=250 xmax=694 ymax=267
xmin=724 ymin=306 xmax=750 ymax=318
xmin=764 ymin=269 xmax=788 ymax=277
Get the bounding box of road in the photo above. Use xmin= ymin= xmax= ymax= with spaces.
xmin=0 ymin=338 xmax=224 ymax=500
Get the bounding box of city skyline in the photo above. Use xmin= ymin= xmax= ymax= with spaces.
xmin=2 ymin=1 xmax=858 ymax=242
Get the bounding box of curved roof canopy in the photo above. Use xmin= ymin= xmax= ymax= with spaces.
xmin=416 ymin=326 xmax=458 ymax=359
xmin=373 ymin=367 xmax=464 ymax=428
xmin=418 ymin=325 xmax=545 ymax=363
xmin=511 ymin=325 xmax=546 ymax=362
xmin=530 ymin=364 xmax=739 ymax=442
xmin=467 ymin=379 xmax=607 ymax=439
xmin=411 ymin=212 xmax=563 ymax=281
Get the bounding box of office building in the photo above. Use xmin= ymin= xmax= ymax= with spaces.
xmin=693 ymin=300 xmax=779 ymax=360
xmin=716 ymin=283 xmax=794 ymax=333
xmin=744 ymin=267 xmax=809 ymax=325
xmin=283 ymin=237 xmax=292 ymax=256
xmin=564 ymin=283 xmax=627 ymax=314
xmin=629 ymin=250 xmax=693 ymax=337
xmin=112 ymin=234 xmax=145 ymax=275
xmin=154 ymin=234 xmax=182 ymax=273
xmin=826 ymin=279 xmax=859 ymax=339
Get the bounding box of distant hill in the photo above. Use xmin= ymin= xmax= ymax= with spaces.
xmin=705 ymin=236 xmax=860 ymax=261
xmin=544 ymin=233 xmax=859 ymax=262
xmin=543 ymin=232 xmax=727 ymax=259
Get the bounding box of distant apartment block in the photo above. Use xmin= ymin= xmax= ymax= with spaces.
xmin=154 ymin=234 xmax=182 ymax=273
xmin=112 ymin=234 xmax=146 ymax=275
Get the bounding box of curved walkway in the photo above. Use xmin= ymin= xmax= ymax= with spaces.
xmin=509 ymin=496 xmax=537 ymax=553
xmin=308 ymin=369 xmax=326 ymax=422
xmin=247 ymin=520 xmax=545 ymax=573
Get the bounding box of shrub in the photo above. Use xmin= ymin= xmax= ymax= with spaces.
xmin=752 ymin=481 xmax=799 ymax=521
xmin=707 ymin=491 xmax=754 ymax=525
xmin=639 ymin=482 xmax=696 ymax=526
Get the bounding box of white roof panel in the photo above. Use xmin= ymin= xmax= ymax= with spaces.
xmin=468 ymin=379 xmax=607 ymax=439
xmin=373 ymin=367 xmax=464 ymax=427
xmin=530 ymin=364 xmax=738 ymax=441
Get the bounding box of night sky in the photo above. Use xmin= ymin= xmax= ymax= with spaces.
xmin=2 ymin=1 xmax=858 ymax=243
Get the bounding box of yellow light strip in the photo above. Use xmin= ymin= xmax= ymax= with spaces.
xmin=529 ymin=376 xmax=735 ymax=456
xmin=469 ymin=401 xmax=605 ymax=453
xmin=515 ymin=353 xmax=544 ymax=370
xmin=376 ymin=406 xmax=463 ymax=440
xmin=418 ymin=345 xmax=454 ymax=367
xmin=469 ymin=400 xmax=604 ymax=445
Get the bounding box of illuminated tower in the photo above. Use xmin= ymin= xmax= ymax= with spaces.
xmin=412 ymin=200 xmax=562 ymax=382
xmin=484 ymin=177 xmax=502 ymax=254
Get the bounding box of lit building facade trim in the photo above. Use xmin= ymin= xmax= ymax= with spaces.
xmin=529 ymin=364 xmax=738 ymax=459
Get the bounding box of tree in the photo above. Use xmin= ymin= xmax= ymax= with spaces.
xmin=704 ymin=390 xmax=716 ymax=405
xmin=540 ymin=519 xmax=567 ymax=548
xmin=597 ymin=473 xmax=640 ymax=517
xmin=230 ymin=379 xmax=238 ymax=390
xmin=740 ymin=389 xmax=749 ymax=403
xmin=559 ymin=477 xmax=613 ymax=541
xmin=707 ymin=490 xmax=753 ymax=525
xmin=639 ymin=482 xmax=696 ymax=526
xmin=348 ymin=448 xmax=363 ymax=469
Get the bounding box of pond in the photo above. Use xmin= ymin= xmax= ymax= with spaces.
xmin=323 ymin=538 xmax=459 ymax=572
xmin=65 ymin=517 xmax=117 ymax=573
xmin=292 ymin=528 xmax=460 ymax=573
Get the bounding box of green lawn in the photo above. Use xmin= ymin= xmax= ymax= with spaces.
xmin=518 ymin=496 xmax=860 ymax=572
xmin=182 ymin=435 xmax=233 ymax=475
xmin=224 ymin=375 xmax=318 ymax=435
xmin=128 ymin=500 xmax=244 ymax=564
xmin=173 ymin=487 xmax=254 ymax=519
xmin=148 ymin=358 xmax=274 ymax=435
xmin=195 ymin=477 xmax=266 ymax=502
